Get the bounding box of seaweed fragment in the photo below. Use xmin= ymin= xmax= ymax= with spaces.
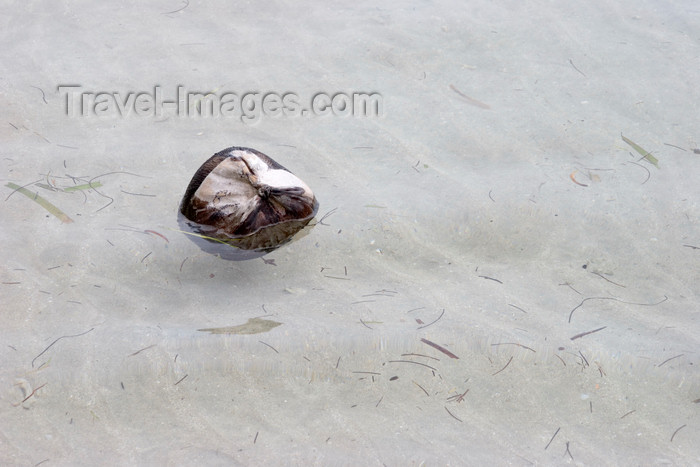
xmin=5 ymin=182 xmax=74 ymax=223
xmin=199 ymin=317 xmax=282 ymax=335
xmin=622 ymin=134 xmax=659 ymax=168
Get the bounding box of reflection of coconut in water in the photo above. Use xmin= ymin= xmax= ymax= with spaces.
xmin=178 ymin=146 xmax=319 ymax=260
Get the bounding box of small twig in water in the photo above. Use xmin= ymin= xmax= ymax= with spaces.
xmin=258 ymin=340 xmax=279 ymax=353
xmin=492 ymin=356 xmax=513 ymax=376
xmin=446 ymin=388 xmax=469 ymax=403
xmin=570 ymin=170 xmax=588 ymax=187
xmin=626 ymin=160 xmax=651 ymax=184
xmin=564 ymin=441 xmax=574 ymax=461
xmin=317 ymin=207 xmax=338 ymax=226
xmin=87 ymin=171 xmax=150 ymax=212
xmin=545 ymin=427 xmax=560 ymax=450
xmin=657 ymin=354 xmax=684 ymax=367
xmin=420 ymin=338 xmax=459 ymax=359
xmin=559 ymin=282 xmax=582 ymax=295
xmin=388 ymin=360 xmax=437 ymax=371
xmin=144 ymin=230 xmax=169 ymax=243
xmin=670 ymin=424 xmax=687 ymax=442
xmin=578 ymin=351 xmax=589 ymax=367
xmin=449 ymin=84 xmax=490 ymax=109
xmin=570 ymin=326 xmax=607 ymax=341
xmin=120 ymin=189 xmax=156 ymax=197
xmin=21 ymin=383 xmax=47 ymax=403
xmin=324 ymin=275 xmax=350 ymax=280
xmin=663 ymin=142 xmax=686 ymax=151
xmin=401 ymin=353 xmax=440 ymax=361
xmin=413 ymin=381 xmax=429 ymax=396
xmin=129 ymin=344 xmax=156 ymax=357
xmin=162 ymin=0 xmax=190 ymax=15
xmin=32 ymin=328 xmax=94 ymax=367
xmin=30 ymin=85 xmax=48 ymax=104
xmin=478 ymin=275 xmax=503 ymax=284
xmin=568 ymin=295 xmax=667 ymax=323
xmin=569 ymin=59 xmax=586 ymax=77
xmin=417 ymin=309 xmax=445 ymax=329
xmin=590 ymin=271 xmax=626 ymax=287
xmin=444 ymin=406 xmax=463 ymax=422
xmin=491 ymin=342 xmax=535 ymax=352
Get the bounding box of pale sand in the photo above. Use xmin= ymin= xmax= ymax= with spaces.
xmin=1 ymin=1 xmax=698 ymax=465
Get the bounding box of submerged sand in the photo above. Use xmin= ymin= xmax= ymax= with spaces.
xmin=1 ymin=1 xmax=698 ymax=465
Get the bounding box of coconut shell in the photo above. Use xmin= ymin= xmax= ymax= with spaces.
xmin=179 ymin=146 xmax=318 ymax=259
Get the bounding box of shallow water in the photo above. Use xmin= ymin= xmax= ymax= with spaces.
xmin=1 ymin=1 xmax=699 ymax=465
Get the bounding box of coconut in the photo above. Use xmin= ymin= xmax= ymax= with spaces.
xmin=179 ymin=146 xmax=319 ymax=260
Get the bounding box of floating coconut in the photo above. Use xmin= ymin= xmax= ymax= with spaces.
xmin=178 ymin=146 xmax=319 ymax=260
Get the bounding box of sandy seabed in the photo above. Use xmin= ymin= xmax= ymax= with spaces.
xmin=1 ymin=1 xmax=699 ymax=465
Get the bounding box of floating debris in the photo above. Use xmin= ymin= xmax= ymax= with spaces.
xmin=5 ymin=182 xmax=74 ymax=223
xmin=621 ymin=134 xmax=659 ymax=168
xmin=198 ymin=317 xmax=282 ymax=335
xmin=179 ymin=146 xmax=318 ymax=260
